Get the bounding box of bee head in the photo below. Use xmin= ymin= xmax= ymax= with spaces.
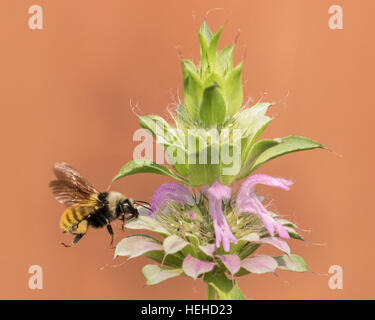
xmin=116 ymin=198 xmax=139 ymax=221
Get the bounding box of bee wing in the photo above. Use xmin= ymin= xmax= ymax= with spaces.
xmin=49 ymin=162 xmax=99 ymax=206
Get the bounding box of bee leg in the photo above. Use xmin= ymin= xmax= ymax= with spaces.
xmin=60 ymin=234 xmax=84 ymax=247
xmin=106 ymin=224 xmax=115 ymax=248
xmin=121 ymin=215 xmax=125 ymax=231
xmin=60 ymin=221 xmax=88 ymax=247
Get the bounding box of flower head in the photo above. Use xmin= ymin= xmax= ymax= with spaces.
xmin=115 ymin=174 xmax=307 ymax=299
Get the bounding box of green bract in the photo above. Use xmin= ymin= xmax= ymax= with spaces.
xmin=113 ymin=21 xmax=325 ymax=187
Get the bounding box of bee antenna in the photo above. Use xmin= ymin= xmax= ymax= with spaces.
xmin=138 ymin=204 xmax=151 ymax=210
xmin=134 ymin=200 xmax=151 ymax=206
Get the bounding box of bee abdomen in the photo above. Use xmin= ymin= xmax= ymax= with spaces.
xmin=60 ymin=205 xmax=94 ymax=232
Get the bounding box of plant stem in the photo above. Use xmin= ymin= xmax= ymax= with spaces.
xmin=204 ymin=271 xmax=247 ymax=300
xmin=206 ymin=284 xmax=217 ymax=300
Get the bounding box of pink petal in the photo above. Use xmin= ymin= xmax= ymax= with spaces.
xmin=236 ymin=174 xmax=292 ymax=239
xmin=182 ymin=255 xmax=216 ymax=280
xmin=213 ymin=218 xmax=238 ymax=252
xmin=275 ymin=223 xmax=290 ymax=239
xmin=206 ymin=181 xmax=237 ymax=252
xmin=259 ymin=237 xmax=290 ymax=254
xmin=241 ymin=255 xmax=278 ymax=274
xmin=188 ymin=211 xmax=197 ymax=219
xmin=151 ymin=183 xmax=194 ymax=215
xmin=216 ymin=254 xmax=241 ymax=276
xmin=207 ymin=180 xmax=232 ymax=200
xmin=238 ymin=174 xmax=293 ymax=196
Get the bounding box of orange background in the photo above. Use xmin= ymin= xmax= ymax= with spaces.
xmin=0 ymin=0 xmax=372 ymax=299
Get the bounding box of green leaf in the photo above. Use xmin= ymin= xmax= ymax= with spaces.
xmin=276 ymin=218 xmax=298 ymax=228
xmin=274 ymin=254 xmax=309 ymax=272
xmin=251 ymin=135 xmax=326 ymax=172
xmin=234 ymin=102 xmax=273 ymax=165
xmin=199 ymin=20 xmax=213 ymax=44
xmin=164 ymin=146 xmax=189 ymax=178
xmin=186 ymin=129 xmax=221 ymax=186
xmin=238 ymin=243 xmax=260 ymax=260
xmin=204 ymin=272 xmax=246 ymax=300
xmin=142 ymin=264 xmax=183 ymax=285
xmin=235 ymin=102 xmax=272 ymax=132
xmin=202 ymin=72 xmax=224 ymax=89
xmin=113 ymin=159 xmax=189 ymax=184
xmin=216 ymin=45 xmax=234 ymax=76
xmin=176 ymin=104 xmax=191 ymax=127
xmin=288 ymin=231 xmax=304 ymax=241
xmin=199 ymin=84 xmax=226 ymax=127
xmin=141 ymin=251 xmax=183 ymax=268
xmin=188 ymin=161 xmax=220 ymax=186
xmin=198 ymin=31 xmax=209 ymax=76
xmin=182 ymin=60 xmax=204 ymax=119
xmin=218 ymin=141 xmax=242 ymax=185
xmin=138 ymin=115 xmax=189 ymax=177
xmin=231 ymin=233 xmax=260 ymax=256
xmin=237 ymin=139 xmax=280 ymax=180
xmin=181 ymin=59 xmax=197 ymax=74
xmin=207 ymin=27 xmax=223 ymax=70
xmin=224 ymin=62 xmax=243 ymax=117
xmin=185 ymin=233 xmax=199 ymax=247
xmin=138 ymin=115 xmax=180 ymax=146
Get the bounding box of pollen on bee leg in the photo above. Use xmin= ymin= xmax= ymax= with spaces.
xmin=76 ymin=220 xmax=88 ymax=234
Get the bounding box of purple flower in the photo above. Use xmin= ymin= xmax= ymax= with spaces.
xmin=151 ymin=183 xmax=194 ymax=215
xmin=236 ymin=174 xmax=293 ymax=238
xmin=206 ymin=181 xmax=237 ymax=252
xmin=188 ymin=211 xmax=197 ymax=219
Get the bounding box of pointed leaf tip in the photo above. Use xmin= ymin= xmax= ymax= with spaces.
xmin=113 ymin=160 xmax=189 ymax=185
xmin=251 ymin=135 xmax=326 ymax=173
xmin=142 ymin=265 xmax=183 ymax=285
xmin=259 ymin=237 xmax=291 ymax=254
xmin=199 ymin=20 xmax=213 ymax=43
xmin=274 ymin=254 xmax=309 ymax=272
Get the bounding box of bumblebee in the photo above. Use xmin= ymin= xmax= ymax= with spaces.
xmin=49 ymin=162 xmax=147 ymax=247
